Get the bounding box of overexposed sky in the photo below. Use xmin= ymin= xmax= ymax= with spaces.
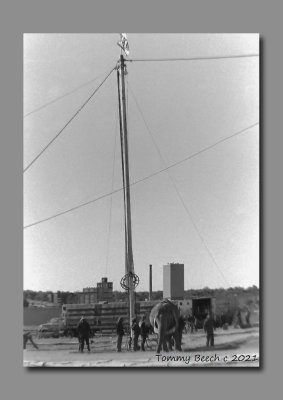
xmin=24 ymin=34 xmax=259 ymax=292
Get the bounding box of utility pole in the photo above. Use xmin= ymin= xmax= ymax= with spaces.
xmin=149 ymin=264 xmax=152 ymax=300
xmin=117 ymin=54 xmax=136 ymax=338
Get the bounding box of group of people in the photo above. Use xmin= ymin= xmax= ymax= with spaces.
xmin=116 ymin=315 xmax=147 ymax=352
xmin=24 ymin=308 xmax=252 ymax=353
xmin=77 ymin=313 xmax=217 ymax=353
xmin=74 ymin=308 xmax=254 ymax=352
xmin=23 ymin=312 xmax=217 ymax=353
xmin=234 ymin=308 xmax=251 ymax=329
xmin=76 ymin=314 xmax=149 ymax=353
xmin=185 ymin=314 xmax=198 ymax=333
xmin=182 ymin=313 xmax=216 ymax=347
xmin=116 ymin=312 xmax=216 ymax=352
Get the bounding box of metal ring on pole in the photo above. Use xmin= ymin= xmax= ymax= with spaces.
xmin=120 ymin=272 xmax=140 ymax=291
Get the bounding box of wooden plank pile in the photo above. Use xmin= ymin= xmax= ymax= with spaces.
xmin=62 ymin=300 xmax=159 ymax=335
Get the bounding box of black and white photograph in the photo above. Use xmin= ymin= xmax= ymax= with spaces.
xmin=23 ymin=33 xmax=259 ymax=367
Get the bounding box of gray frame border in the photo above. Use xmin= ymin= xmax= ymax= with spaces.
xmin=0 ymin=0 xmax=280 ymax=399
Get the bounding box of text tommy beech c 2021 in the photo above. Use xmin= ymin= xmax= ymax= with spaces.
xmin=155 ymin=353 xmax=259 ymax=365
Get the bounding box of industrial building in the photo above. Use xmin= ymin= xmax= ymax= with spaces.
xmin=58 ymin=263 xmax=259 ymax=335
xmin=163 ymin=263 xmax=184 ymax=300
xmin=52 ymin=277 xmax=114 ymax=305
xmin=81 ymin=277 xmax=113 ymax=303
xmin=162 ymin=262 xmax=215 ymax=319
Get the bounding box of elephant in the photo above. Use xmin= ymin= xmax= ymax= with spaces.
xmin=149 ymin=299 xmax=182 ymax=353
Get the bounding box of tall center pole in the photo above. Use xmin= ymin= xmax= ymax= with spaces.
xmin=117 ymin=54 xmax=136 ymax=335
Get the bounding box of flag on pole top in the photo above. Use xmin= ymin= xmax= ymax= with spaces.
xmin=117 ymin=33 xmax=130 ymax=56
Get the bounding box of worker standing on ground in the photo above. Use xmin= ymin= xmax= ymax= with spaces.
xmin=234 ymin=310 xmax=243 ymax=328
xmin=220 ymin=312 xmax=226 ymax=328
xmin=23 ymin=331 xmax=38 ymax=350
xmin=245 ymin=309 xmax=251 ymax=327
xmin=188 ymin=314 xmax=194 ymax=333
xmin=178 ymin=315 xmax=185 ymax=345
xmin=77 ymin=316 xmax=91 ymax=353
xmin=116 ymin=317 xmax=124 ymax=352
xmin=204 ymin=312 xmax=215 ymax=347
xmin=131 ymin=318 xmax=140 ymax=351
xmin=140 ymin=315 xmax=147 ymax=351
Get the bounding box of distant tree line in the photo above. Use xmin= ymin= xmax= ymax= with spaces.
xmin=24 ymin=286 xmax=259 ymax=305
xmin=24 ymin=290 xmax=52 ymax=303
xmin=23 ymin=290 xmax=75 ymax=306
xmin=183 ymin=285 xmax=259 ymax=300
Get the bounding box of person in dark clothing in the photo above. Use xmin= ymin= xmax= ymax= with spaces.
xmin=234 ymin=310 xmax=243 ymax=328
xmin=77 ymin=316 xmax=91 ymax=353
xmin=188 ymin=314 xmax=194 ymax=333
xmin=193 ymin=315 xmax=200 ymax=332
xmin=116 ymin=317 xmax=124 ymax=352
xmin=203 ymin=313 xmax=215 ymax=347
xmin=220 ymin=312 xmax=226 ymax=328
xmin=139 ymin=315 xmax=147 ymax=351
xmin=23 ymin=332 xmax=38 ymax=349
xmin=245 ymin=309 xmax=251 ymax=327
xmin=178 ymin=316 xmax=185 ymax=344
xmin=131 ymin=318 xmax=140 ymax=351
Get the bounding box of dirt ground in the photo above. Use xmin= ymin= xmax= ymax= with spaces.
xmin=23 ymin=326 xmax=259 ymax=367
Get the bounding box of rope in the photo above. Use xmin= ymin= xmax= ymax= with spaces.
xmin=23 ymin=66 xmax=116 ymax=173
xmin=129 ymin=85 xmax=255 ymax=287
xmin=105 ymin=106 xmax=119 ymax=275
xmin=24 ymin=73 xmax=106 ymax=118
xmin=24 ymin=122 xmax=258 ymax=230
xmin=126 ymin=54 xmax=259 ymax=63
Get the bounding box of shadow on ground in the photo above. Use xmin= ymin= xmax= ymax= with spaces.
xmin=182 ymin=339 xmax=246 ymax=352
